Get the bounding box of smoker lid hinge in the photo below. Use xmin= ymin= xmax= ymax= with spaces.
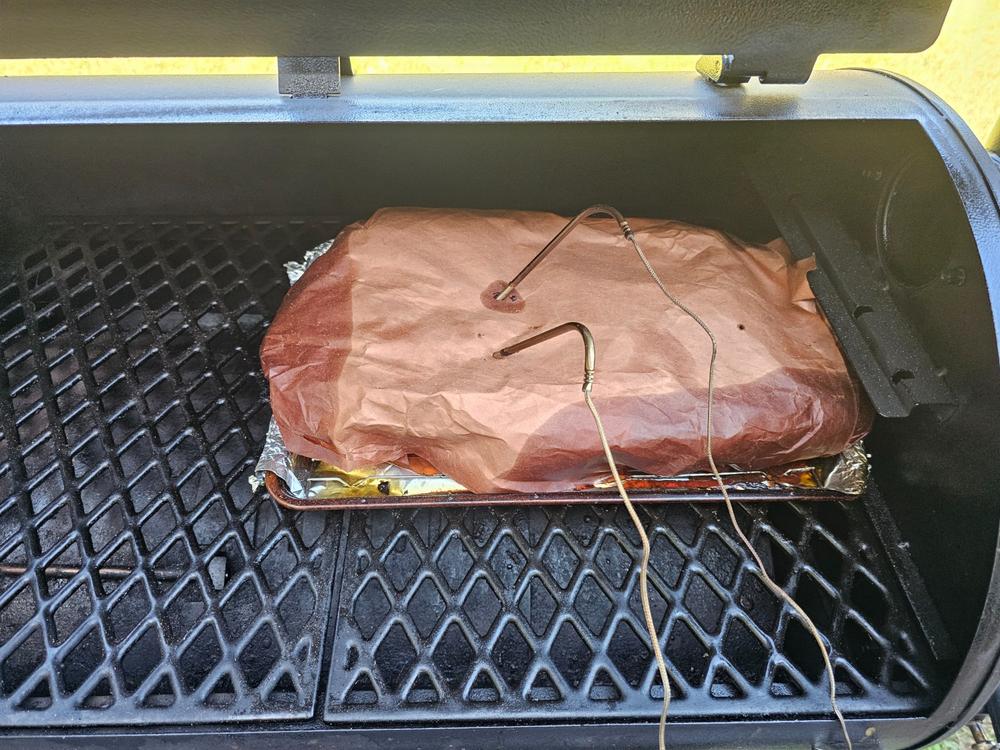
xmin=278 ymin=56 xmax=350 ymax=97
xmin=696 ymin=53 xmax=817 ymax=86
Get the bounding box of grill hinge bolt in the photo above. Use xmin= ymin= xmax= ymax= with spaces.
xmin=696 ymin=53 xmax=815 ymax=85
xmin=278 ymin=56 xmax=349 ymax=97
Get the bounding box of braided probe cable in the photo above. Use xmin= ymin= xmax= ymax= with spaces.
xmin=494 ymin=322 xmax=671 ymax=750
xmin=493 ymin=207 xmax=853 ymax=750
xmin=584 ymin=390 xmax=671 ymax=750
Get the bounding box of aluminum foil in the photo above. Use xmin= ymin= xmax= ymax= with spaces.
xmin=282 ymin=445 xmax=870 ymax=500
xmin=819 ymin=441 xmax=870 ymax=495
xmin=252 ymin=239 xmax=336 ymax=496
xmin=295 ymin=459 xmax=466 ymax=499
xmin=283 ymin=239 xmax=334 ymax=284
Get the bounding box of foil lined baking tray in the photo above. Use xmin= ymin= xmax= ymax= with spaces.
xmin=258 ymin=443 xmax=868 ymax=510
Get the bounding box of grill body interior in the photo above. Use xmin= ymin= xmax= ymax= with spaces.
xmin=0 ymin=71 xmax=998 ymax=749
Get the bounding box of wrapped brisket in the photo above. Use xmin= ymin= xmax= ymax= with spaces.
xmin=261 ymin=208 xmax=870 ymax=494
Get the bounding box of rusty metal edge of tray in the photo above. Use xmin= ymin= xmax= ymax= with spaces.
xmin=263 ymin=471 xmax=852 ymax=511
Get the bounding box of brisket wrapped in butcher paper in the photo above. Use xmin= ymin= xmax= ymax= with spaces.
xmin=261 ymin=208 xmax=871 ymax=494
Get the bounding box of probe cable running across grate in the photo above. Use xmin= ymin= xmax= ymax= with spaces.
xmin=494 ymin=322 xmax=671 ymax=748
xmin=493 ymin=205 xmax=852 ymax=750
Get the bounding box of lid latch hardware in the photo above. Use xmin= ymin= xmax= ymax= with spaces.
xmin=278 ymin=56 xmax=346 ymax=97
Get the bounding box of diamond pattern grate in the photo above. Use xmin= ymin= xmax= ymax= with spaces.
xmin=326 ymin=500 xmax=942 ymax=721
xmin=0 ymin=216 xmax=945 ymax=732
xmin=0 ymin=218 xmax=343 ymax=725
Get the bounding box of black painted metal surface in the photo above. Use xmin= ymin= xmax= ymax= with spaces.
xmin=748 ymin=145 xmax=957 ymax=419
xmin=0 ymin=70 xmax=950 ymax=128
xmin=0 ymin=217 xmax=343 ymax=724
xmin=0 ymin=1 xmax=950 ymax=82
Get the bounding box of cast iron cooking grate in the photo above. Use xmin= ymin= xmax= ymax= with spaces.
xmin=324 ymin=498 xmax=942 ymax=721
xmin=0 ymin=216 xmax=944 ymax=731
xmin=0 ymin=218 xmax=343 ymax=725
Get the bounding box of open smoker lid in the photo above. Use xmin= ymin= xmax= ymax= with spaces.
xmin=2 ymin=0 xmax=951 ymax=82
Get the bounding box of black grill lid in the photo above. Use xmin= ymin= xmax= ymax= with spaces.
xmin=1 ymin=0 xmax=950 ymax=83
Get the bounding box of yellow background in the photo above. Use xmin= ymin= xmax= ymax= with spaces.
xmin=1 ymin=0 xmax=997 ymax=141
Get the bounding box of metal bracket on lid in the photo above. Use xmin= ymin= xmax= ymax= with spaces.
xmin=747 ymin=147 xmax=957 ymax=418
xmin=277 ymin=56 xmax=349 ymax=97
xmin=697 ymin=53 xmax=817 ymax=85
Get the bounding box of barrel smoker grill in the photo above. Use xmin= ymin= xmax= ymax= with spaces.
xmin=0 ymin=2 xmax=998 ymax=749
